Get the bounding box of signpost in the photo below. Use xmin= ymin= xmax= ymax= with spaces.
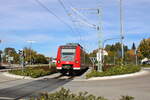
xmin=90 ymin=57 xmax=97 ymax=70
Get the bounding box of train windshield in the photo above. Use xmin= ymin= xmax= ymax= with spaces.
xmin=61 ymin=48 xmax=75 ymax=61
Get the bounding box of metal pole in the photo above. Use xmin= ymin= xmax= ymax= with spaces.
xmin=135 ymin=49 xmax=138 ymax=65
xmin=30 ymin=42 xmax=32 ymax=65
xmin=120 ymin=0 xmax=124 ymax=65
xmin=97 ymin=8 xmax=103 ymax=72
xmin=27 ymin=40 xmax=36 ymax=65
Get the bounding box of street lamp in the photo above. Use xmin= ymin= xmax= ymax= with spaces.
xmin=27 ymin=40 xmax=36 ymax=65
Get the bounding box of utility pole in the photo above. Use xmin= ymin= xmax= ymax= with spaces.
xmin=135 ymin=48 xmax=138 ymax=65
xmin=71 ymin=7 xmax=103 ymax=72
xmin=120 ymin=0 xmax=124 ymax=65
xmin=19 ymin=49 xmax=25 ymax=78
xmin=97 ymin=8 xmax=103 ymax=72
xmin=27 ymin=40 xmax=36 ymax=65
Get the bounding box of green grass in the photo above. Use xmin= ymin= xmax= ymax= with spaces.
xmin=9 ymin=66 xmax=57 ymax=78
xmin=86 ymin=65 xmax=141 ymax=79
xmin=141 ymin=64 xmax=150 ymax=68
xmin=30 ymin=88 xmax=134 ymax=100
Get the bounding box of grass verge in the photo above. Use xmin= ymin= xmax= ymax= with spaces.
xmin=141 ymin=64 xmax=150 ymax=68
xmin=9 ymin=66 xmax=57 ymax=78
xmin=86 ymin=65 xmax=141 ymax=79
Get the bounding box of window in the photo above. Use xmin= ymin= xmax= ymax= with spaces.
xmin=61 ymin=49 xmax=76 ymax=61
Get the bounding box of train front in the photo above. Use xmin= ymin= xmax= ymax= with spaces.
xmin=56 ymin=44 xmax=80 ymax=74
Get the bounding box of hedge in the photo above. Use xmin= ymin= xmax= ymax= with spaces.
xmin=86 ymin=65 xmax=141 ymax=78
xmin=9 ymin=66 xmax=57 ymax=78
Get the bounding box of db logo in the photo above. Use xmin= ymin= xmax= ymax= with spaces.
xmin=66 ymin=61 xmax=69 ymax=64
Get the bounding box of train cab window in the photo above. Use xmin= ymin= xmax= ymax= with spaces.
xmin=61 ymin=49 xmax=76 ymax=61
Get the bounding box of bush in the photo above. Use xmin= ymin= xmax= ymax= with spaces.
xmin=9 ymin=66 xmax=57 ymax=78
xmin=30 ymin=88 xmax=134 ymax=100
xmin=141 ymin=64 xmax=150 ymax=68
xmin=86 ymin=65 xmax=141 ymax=78
xmin=30 ymin=88 xmax=108 ymax=100
xmin=120 ymin=96 xmax=134 ymax=100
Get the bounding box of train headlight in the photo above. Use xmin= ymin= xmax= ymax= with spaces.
xmin=57 ymin=61 xmax=61 ymax=63
xmin=75 ymin=61 xmax=79 ymax=63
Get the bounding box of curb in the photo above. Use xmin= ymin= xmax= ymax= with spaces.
xmin=0 ymin=69 xmax=11 ymax=72
xmin=87 ymin=70 xmax=149 ymax=81
xmin=3 ymin=72 xmax=33 ymax=79
xmin=2 ymin=72 xmax=60 ymax=80
xmin=143 ymin=68 xmax=150 ymax=70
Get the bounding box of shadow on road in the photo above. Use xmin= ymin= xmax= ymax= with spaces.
xmin=0 ymin=77 xmax=73 ymax=100
xmin=62 ymin=68 xmax=89 ymax=77
xmin=0 ymin=67 xmax=90 ymax=99
xmin=0 ymin=66 xmax=8 ymax=69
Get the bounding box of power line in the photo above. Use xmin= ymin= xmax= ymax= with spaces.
xmin=57 ymin=0 xmax=97 ymax=54
xmin=34 ymin=0 xmax=75 ymax=35
xmin=58 ymin=0 xmax=91 ymax=48
xmin=57 ymin=0 xmax=83 ymax=44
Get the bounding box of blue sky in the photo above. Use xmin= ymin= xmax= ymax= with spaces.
xmin=0 ymin=0 xmax=149 ymax=57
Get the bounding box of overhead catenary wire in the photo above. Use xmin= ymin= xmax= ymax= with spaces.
xmin=34 ymin=0 xmax=76 ymax=39
xmin=57 ymin=0 xmax=83 ymax=44
xmin=67 ymin=0 xmax=99 ymax=53
xmin=57 ymin=0 xmax=92 ymax=54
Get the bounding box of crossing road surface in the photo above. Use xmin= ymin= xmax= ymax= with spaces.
xmin=0 ymin=69 xmax=150 ymax=100
xmin=63 ymin=68 xmax=150 ymax=100
xmin=0 ymin=73 xmax=74 ymax=100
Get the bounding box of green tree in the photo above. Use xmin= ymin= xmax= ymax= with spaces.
xmin=34 ymin=54 xmax=48 ymax=64
xmin=23 ymin=47 xmax=48 ymax=64
xmin=4 ymin=48 xmax=16 ymax=55
xmin=23 ymin=47 xmax=37 ymax=64
xmin=138 ymin=38 xmax=150 ymax=59
xmin=132 ymin=42 xmax=136 ymax=50
xmin=104 ymin=43 xmax=128 ymax=64
xmin=3 ymin=48 xmax=19 ymax=64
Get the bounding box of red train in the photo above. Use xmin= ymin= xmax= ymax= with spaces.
xmin=56 ymin=43 xmax=89 ymax=75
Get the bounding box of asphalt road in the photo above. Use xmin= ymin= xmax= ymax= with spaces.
xmin=0 ymin=68 xmax=150 ymax=100
xmin=0 ymin=73 xmax=74 ymax=100
xmin=63 ymin=68 xmax=150 ymax=100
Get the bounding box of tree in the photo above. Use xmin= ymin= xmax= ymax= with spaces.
xmin=34 ymin=54 xmax=48 ymax=64
xmin=3 ymin=48 xmax=19 ymax=64
xmin=23 ymin=47 xmax=37 ymax=64
xmin=23 ymin=47 xmax=48 ymax=64
xmin=138 ymin=38 xmax=150 ymax=59
xmin=89 ymin=42 xmax=129 ymax=65
xmin=132 ymin=42 xmax=136 ymax=50
xmin=4 ymin=48 xmax=16 ymax=55
xmin=125 ymin=50 xmax=135 ymax=64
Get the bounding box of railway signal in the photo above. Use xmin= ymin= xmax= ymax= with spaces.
xmin=18 ymin=50 xmax=25 ymax=68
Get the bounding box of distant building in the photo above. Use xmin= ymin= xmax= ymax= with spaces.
xmin=52 ymin=59 xmax=56 ymax=63
xmin=96 ymin=49 xmax=108 ymax=61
